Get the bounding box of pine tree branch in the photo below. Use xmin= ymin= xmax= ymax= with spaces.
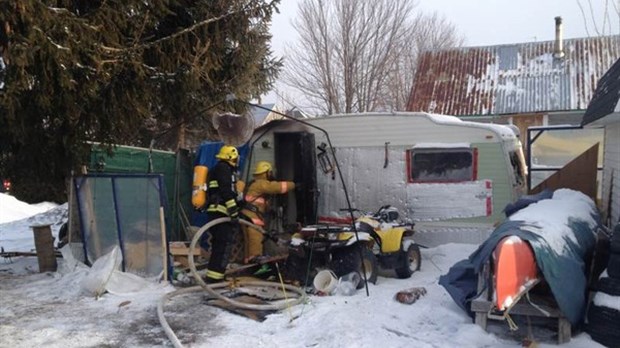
xmin=33 ymin=27 xmax=70 ymax=51
xmin=100 ymin=2 xmax=271 ymax=53
xmin=133 ymin=11 xmax=150 ymax=47
xmin=98 ymin=59 xmax=120 ymax=66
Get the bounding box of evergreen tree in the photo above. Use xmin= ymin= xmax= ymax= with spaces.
xmin=0 ymin=0 xmax=281 ymax=202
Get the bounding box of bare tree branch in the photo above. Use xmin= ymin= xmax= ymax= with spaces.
xmin=282 ymin=0 xmax=463 ymax=115
xmin=576 ymin=0 xmax=592 ymax=36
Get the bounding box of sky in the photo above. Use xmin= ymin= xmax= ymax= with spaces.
xmin=262 ymin=0 xmax=620 ymax=105
xmin=0 ymin=192 xmax=614 ymax=347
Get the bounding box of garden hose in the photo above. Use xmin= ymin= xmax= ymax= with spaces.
xmin=158 ymin=217 xmax=307 ymax=348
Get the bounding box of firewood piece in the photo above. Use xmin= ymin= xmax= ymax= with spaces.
xmin=395 ymin=287 xmax=427 ymax=304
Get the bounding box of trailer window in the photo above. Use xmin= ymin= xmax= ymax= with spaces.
xmin=407 ymin=148 xmax=477 ymax=183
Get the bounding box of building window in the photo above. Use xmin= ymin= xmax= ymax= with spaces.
xmin=407 ymin=148 xmax=477 ymax=183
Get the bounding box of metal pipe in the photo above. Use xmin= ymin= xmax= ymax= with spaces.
xmin=554 ymin=16 xmax=564 ymax=58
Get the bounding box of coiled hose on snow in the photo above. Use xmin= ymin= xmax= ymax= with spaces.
xmin=157 ymin=217 xmax=307 ymax=348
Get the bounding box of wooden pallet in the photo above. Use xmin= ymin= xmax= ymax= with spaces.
xmin=471 ymin=263 xmax=571 ymax=344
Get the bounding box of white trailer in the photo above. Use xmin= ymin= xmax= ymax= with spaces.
xmin=243 ymin=112 xmax=526 ymax=246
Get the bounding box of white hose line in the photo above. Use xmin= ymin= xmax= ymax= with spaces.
xmin=158 ymin=217 xmax=307 ymax=348
xmin=188 ymin=217 xmax=307 ymax=311
xmin=157 ymin=286 xmax=200 ymax=348
xmin=157 ymin=283 xmax=249 ymax=348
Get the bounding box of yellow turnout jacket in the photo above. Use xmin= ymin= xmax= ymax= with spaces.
xmin=242 ymin=179 xmax=295 ymax=226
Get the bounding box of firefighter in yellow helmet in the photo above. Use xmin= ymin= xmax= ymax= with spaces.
xmin=241 ymin=161 xmax=297 ymax=263
xmin=204 ymin=145 xmax=241 ymax=283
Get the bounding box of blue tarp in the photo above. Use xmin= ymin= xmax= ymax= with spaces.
xmin=438 ymin=259 xmax=478 ymax=318
xmin=440 ymin=190 xmax=600 ymax=326
xmin=191 ymin=142 xmax=250 ymax=242
xmin=503 ymin=189 xmax=553 ymax=218
xmin=193 ymin=141 xmax=250 ymax=169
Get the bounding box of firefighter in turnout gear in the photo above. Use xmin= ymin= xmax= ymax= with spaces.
xmin=204 ymin=145 xmax=241 ymax=283
xmin=241 ymin=161 xmax=297 ymax=264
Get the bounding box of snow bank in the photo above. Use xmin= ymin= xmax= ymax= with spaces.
xmin=0 ymin=193 xmax=67 ymax=251
xmin=0 ymin=193 xmax=58 ymax=224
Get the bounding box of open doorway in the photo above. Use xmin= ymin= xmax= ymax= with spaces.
xmin=274 ymin=132 xmax=317 ymax=226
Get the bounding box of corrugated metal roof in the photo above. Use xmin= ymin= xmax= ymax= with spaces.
xmin=408 ymin=35 xmax=620 ymax=116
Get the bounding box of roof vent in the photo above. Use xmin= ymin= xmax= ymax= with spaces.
xmin=554 ymin=16 xmax=565 ymax=58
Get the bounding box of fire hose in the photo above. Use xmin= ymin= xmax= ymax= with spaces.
xmin=157 ymin=217 xmax=307 ymax=348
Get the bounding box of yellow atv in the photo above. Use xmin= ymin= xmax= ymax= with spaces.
xmin=286 ymin=205 xmax=421 ymax=287
xmin=354 ymin=205 xmax=422 ymax=278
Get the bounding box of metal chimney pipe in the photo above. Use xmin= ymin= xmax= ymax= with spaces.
xmin=554 ymin=16 xmax=565 ymax=58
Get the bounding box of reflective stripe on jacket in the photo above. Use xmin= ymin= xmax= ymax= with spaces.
xmin=206 ymin=161 xmax=239 ymax=216
xmin=242 ymin=179 xmax=295 ymax=225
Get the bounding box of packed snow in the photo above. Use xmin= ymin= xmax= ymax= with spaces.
xmin=509 ymin=189 xmax=599 ymax=254
xmin=0 ymin=193 xmax=60 ymax=224
xmin=0 ymin=193 xmax=606 ymax=347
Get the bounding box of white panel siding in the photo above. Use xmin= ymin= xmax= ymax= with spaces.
xmin=306 ymin=113 xmax=516 ymax=148
xmin=406 ymin=181 xmax=492 ymax=220
xmin=317 ymin=147 xmax=500 ymax=221
xmin=603 ymin=123 xmax=620 ymax=225
xmin=317 ymin=147 xmax=407 ymax=218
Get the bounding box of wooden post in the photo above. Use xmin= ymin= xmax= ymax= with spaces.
xmin=159 ymin=206 xmax=168 ymax=282
xmin=558 ymin=317 xmax=571 ymax=344
xmin=32 ymin=224 xmax=57 ymax=272
xmin=474 ymin=262 xmax=489 ymax=330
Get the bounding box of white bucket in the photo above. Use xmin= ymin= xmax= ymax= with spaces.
xmin=313 ymin=270 xmax=338 ymax=294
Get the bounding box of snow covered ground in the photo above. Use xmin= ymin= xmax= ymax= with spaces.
xmin=0 ymin=193 xmax=605 ymax=348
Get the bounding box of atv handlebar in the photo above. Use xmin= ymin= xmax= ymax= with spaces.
xmin=340 ymin=206 xmax=416 ymax=228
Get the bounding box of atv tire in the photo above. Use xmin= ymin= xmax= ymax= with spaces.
xmin=595 ymin=276 xmax=620 ymax=296
xmin=284 ymin=252 xmax=315 ymax=286
xmin=608 ymin=253 xmax=620 ymax=279
xmin=587 ymin=304 xmax=620 ymax=348
xmin=330 ymin=245 xmax=378 ymax=289
xmin=395 ymin=244 xmax=421 ymax=279
xmin=610 ymin=223 xmax=620 ymax=254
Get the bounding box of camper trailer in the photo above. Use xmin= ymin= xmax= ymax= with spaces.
xmin=243 ymin=112 xmax=526 ymax=246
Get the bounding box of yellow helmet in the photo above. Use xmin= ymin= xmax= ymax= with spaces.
xmin=215 ymin=145 xmax=239 ymax=164
xmin=253 ymin=161 xmax=272 ymax=175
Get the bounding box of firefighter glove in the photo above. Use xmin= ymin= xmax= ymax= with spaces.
xmin=229 ymin=206 xmax=240 ymax=221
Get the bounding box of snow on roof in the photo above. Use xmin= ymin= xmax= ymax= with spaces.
xmin=412 ymin=142 xmax=471 ymax=149
xmin=409 ymin=35 xmax=620 ymax=116
xmin=312 ymin=112 xmax=518 ymax=140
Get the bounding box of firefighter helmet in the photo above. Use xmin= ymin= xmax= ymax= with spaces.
xmin=253 ymin=161 xmax=272 ymax=175
xmin=216 ymin=145 xmax=239 ymax=164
